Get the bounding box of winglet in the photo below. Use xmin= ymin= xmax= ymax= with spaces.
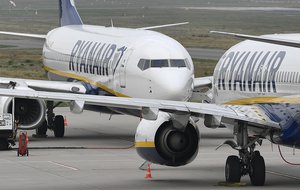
xmin=59 ymin=0 xmax=83 ymax=26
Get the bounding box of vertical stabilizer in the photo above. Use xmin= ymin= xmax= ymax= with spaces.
xmin=59 ymin=0 xmax=83 ymax=26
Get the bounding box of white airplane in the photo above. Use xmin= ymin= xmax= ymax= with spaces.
xmin=0 ymin=0 xmax=209 ymax=138
xmin=1 ymin=29 xmax=300 ymax=186
xmin=3 ymin=0 xmax=299 ymax=187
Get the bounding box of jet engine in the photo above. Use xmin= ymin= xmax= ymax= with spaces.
xmin=0 ymin=96 xmax=46 ymax=130
xmin=135 ymin=112 xmax=199 ymax=166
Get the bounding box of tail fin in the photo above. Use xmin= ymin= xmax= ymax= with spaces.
xmin=59 ymin=0 xmax=83 ymax=26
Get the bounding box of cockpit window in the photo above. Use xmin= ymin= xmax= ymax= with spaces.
xmin=144 ymin=60 xmax=150 ymax=70
xmin=185 ymin=58 xmax=191 ymax=70
xmin=170 ymin=59 xmax=186 ymax=67
xmin=137 ymin=59 xmax=189 ymax=71
xmin=137 ymin=59 xmax=145 ymax=70
xmin=138 ymin=59 xmax=150 ymax=70
xmin=151 ymin=60 xmax=169 ymax=68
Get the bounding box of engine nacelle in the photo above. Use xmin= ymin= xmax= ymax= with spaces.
xmin=135 ymin=112 xmax=199 ymax=166
xmin=0 ymin=96 xmax=46 ymax=130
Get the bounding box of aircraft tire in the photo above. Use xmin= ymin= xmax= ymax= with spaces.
xmin=54 ymin=115 xmax=65 ymax=138
xmin=225 ymin=155 xmax=241 ymax=183
xmin=250 ymin=154 xmax=265 ymax=186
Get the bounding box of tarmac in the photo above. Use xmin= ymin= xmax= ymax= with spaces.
xmin=0 ymin=108 xmax=299 ymax=190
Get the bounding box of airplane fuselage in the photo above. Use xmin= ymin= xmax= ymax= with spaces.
xmin=43 ymin=25 xmax=194 ymax=102
xmin=213 ymin=33 xmax=300 ymax=147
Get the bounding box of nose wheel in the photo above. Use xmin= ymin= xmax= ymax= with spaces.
xmin=223 ymin=122 xmax=266 ymax=186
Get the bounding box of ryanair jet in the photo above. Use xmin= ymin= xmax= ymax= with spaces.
xmin=0 ymin=1 xmax=209 ymax=138
xmin=2 ymin=0 xmax=299 ymax=187
xmin=2 ymin=27 xmax=300 ymax=186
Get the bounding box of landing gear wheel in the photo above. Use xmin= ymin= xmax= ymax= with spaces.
xmin=36 ymin=120 xmax=48 ymax=136
xmin=225 ymin=155 xmax=241 ymax=183
xmin=54 ymin=115 xmax=65 ymax=138
xmin=26 ymin=149 xmax=29 ymax=156
xmin=250 ymin=153 xmax=265 ymax=186
xmin=17 ymin=149 xmax=20 ymax=157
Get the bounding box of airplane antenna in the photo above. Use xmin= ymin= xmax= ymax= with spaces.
xmin=110 ymin=18 xmax=114 ymax=28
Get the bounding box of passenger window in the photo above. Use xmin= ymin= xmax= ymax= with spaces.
xmin=292 ymin=72 xmax=295 ymax=83
xmin=151 ymin=60 xmax=169 ymax=67
xmin=170 ymin=59 xmax=186 ymax=67
xmin=284 ymin=72 xmax=287 ymax=83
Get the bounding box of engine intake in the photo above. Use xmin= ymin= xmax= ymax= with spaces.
xmin=135 ymin=112 xmax=199 ymax=166
xmin=155 ymin=121 xmax=198 ymax=165
xmin=5 ymin=98 xmax=46 ymax=130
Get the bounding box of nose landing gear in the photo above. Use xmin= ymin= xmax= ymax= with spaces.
xmin=223 ymin=122 xmax=266 ymax=186
xmin=35 ymin=101 xmax=65 ymax=138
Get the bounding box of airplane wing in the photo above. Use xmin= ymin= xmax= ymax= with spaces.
xmin=0 ymin=23 xmax=189 ymax=38
xmin=0 ymin=77 xmax=86 ymax=93
xmin=191 ymin=76 xmax=213 ymax=102
xmin=0 ymin=31 xmax=46 ymax=39
xmin=210 ymin=31 xmax=300 ymax=48
xmin=138 ymin=22 xmax=189 ymax=30
xmin=0 ymin=88 xmax=280 ymax=133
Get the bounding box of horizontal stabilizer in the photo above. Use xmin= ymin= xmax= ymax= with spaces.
xmin=210 ymin=31 xmax=300 ymax=48
xmin=138 ymin=22 xmax=189 ymax=30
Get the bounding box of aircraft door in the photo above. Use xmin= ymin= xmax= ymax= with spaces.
xmin=119 ymin=49 xmax=133 ymax=88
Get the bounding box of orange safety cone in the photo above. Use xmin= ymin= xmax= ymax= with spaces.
xmin=64 ymin=115 xmax=68 ymax=126
xmin=145 ymin=164 xmax=152 ymax=179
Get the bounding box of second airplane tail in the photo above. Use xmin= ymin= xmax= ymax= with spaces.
xmin=59 ymin=0 xmax=83 ymax=27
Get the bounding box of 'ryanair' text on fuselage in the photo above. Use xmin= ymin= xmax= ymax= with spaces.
xmin=217 ymin=51 xmax=286 ymax=93
xmin=69 ymin=40 xmax=127 ymax=76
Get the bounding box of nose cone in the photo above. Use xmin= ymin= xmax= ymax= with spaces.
xmin=150 ymin=69 xmax=193 ymax=101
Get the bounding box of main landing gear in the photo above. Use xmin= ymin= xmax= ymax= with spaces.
xmin=35 ymin=101 xmax=65 ymax=138
xmin=223 ymin=122 xmax=266 ymax=186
